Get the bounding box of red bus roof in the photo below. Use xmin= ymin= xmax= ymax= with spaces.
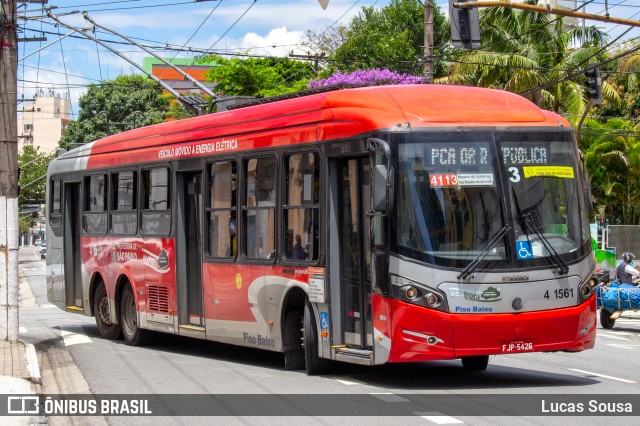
xmin=84 ymin=85 xmax=569 ymax=167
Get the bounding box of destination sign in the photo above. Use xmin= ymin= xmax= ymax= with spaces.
xmin=426 ymin=142 xmax=491 ymax=167
xmin=501 ymin=142 xmax=550 ymax=165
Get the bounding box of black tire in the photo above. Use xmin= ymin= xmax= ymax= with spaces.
xmin=461 ymin=355 xmax=489 ymax=371
xmin=283 ymin=310 xmax=305 ymax=370
xmin=303 ymin=301 xmax=329 ymax=375
xmin=120 ymin=285 xmax=154 ymax=346
xmin=600 ymin=310 xmax=616 ymax=329
xmin=93 ymin=283 xmax=122 ymax=340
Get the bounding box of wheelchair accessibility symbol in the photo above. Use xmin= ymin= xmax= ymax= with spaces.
xmin=320 ymin=312 xmax=329 ymax=331
xmin=516 ymin=241 xmax=533 ymax=260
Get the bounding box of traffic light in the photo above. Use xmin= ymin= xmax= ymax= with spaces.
xmin=449 ymin=0 xmax=481 ymax=50
xmin=584 ymin=65 xmax=602 ymax=104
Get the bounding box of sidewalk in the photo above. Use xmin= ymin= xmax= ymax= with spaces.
xmin=1 ymin=245 xmax=43 ymax=424
xmin=0 ymin=339 xmax=43 ymax=424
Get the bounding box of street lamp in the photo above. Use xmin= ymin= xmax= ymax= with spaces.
xmin=95 ymin=110 xmax=110 ymax=135
xmin=130 ymin=111 xmax=144 ymax=129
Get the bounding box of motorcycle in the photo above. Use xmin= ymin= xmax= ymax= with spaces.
xmin=597 ymin=277 xmax=640 ymax=329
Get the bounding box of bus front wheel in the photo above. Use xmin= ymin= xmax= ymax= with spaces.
xmin=93 ymin=283 xmax=122 ymax=340
xmin=303 ymin=301 xmax=329 ymax=375
xmin=461 ymin=355 xmax=489 ymax=371
xmin=120 ymin=285 xmax=154 ymax=346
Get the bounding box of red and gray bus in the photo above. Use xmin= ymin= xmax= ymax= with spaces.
xmin=46 ymin=84 xmax=597 ymax=374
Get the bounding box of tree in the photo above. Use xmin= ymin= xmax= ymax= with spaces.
xmin=322 ymin=0 xmax=450 ymax=78
xmin=308 ymin=68 xmax=423 ymax=88
xmin=18 ymin=145 xmax=54 ymax=206
xmin=616 ymin=40 xmax=640 ymax=99
xmin=582 ymin=118 xmax=640 ymax=223
xmin=59 ymin=75 xmax=184 ymax=149
xmin=447 ymin=1 xmax=619 ymax=116
xmin=199 ymin=55 xmax=315 ymax=97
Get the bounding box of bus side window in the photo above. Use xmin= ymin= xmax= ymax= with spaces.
xmin=206 ymin=160 xmax=237 ymax=258
xmin=141 ymin=167 xmax=171 ymax=236
xmin=82 ymin=174 xmax=107 ymax=235
xmin=49 ymin=177 xmax=62 ymax=227
xmin=243 ymin=156 xmax=276 ymax=260
xmin=283 ymin=152 xmax=319 ymax=262
xmin=110 ymin=170 xmax=137 ymax=235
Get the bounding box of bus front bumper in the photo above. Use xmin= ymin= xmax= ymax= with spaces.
xmin=373 ymin=295 xmax=597 ymax=363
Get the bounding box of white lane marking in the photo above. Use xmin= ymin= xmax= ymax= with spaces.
xmin=40 ymin=304 xmax=58 ymax=309
xmin=600 ymin=330 xmax=636 ymax=336
xmin=417 ymin=413 xmax=464 ymax=424
xmin=569 ymin=368 xmax=637 ymax=384
xmin=597 ymin=333 xmax=630 ymax=341
xmin=606 ymin=344 xmax=635 ymax=350
xmin=370 ymin=392 xmax=410 ymax=403
xmin=19 ymin=327 xmax=27 ymax=334
xmin=60 ymin=327 xmax=92 ymax=346
xmin=334 ymin=379 xmax=361 ymax=386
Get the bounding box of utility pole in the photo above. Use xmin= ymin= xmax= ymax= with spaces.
xmin=1 ymin=0 xmax=19 ymax=341
xmin=289 ymin=52 xmax=325 ymax=77
xmin=423 ymin=1 xmax=434 ymax=84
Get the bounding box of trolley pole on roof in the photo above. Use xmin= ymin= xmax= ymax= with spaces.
xmin=82 ymin=13 xmax=218 ymax=101
xmin=0 ymin=0 xmax=20 ymax=341
xmin=47 ymin=10 xmax=206 ymax=117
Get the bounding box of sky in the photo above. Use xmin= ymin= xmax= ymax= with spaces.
xmin=16 ymin=0 xmax=640 ymax=121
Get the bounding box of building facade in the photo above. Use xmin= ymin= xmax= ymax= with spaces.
xmin=17 ymin=92 xmax=71 ymax=154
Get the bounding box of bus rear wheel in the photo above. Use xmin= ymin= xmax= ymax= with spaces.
xmin=600 ymin=310 xmax=616 ymax=329
xmin=120 ymin=285 xmax=154 ymax=346
xmin=461 ymin=355 xmax=489 ymax=371
xmin=93 ymin=283 xmax=122 ymax=340
xmin=303 ymin=301 xmax=329 ymax=375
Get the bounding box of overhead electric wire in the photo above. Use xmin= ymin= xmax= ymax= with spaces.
xmin=174 ymin=0 xmax=223 ymax=57
xmin=56 ymin=25 xmax=75 ymax=119
xmin=206 ymin=0 xmax=258 ymax=53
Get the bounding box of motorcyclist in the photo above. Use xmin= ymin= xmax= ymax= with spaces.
xmin=615 ymin=252 xmax=640 ymax=285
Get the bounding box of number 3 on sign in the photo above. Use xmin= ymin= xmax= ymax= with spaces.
xmin=508 ymin=167 xmax=521 ymax=183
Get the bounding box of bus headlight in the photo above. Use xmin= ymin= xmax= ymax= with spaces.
xmin=578 ymin=275 xmax=598 ymax=302
xmin=405 ymin=286 xmax=419 ymax=300
xmin=390 ymin=275 xmax=448 ymax=312
xmin=425 ymin=292 xmax=440 ymax=307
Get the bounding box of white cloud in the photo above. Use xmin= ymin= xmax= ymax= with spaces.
xmin=240 ymin=27 xmax=305 ymax=57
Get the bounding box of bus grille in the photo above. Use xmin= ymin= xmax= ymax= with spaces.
xmin=147 ymin=285 xmax=170 ymax=313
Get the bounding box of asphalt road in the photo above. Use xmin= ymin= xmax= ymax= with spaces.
xmin=16 ymin=246 xmax=640 ymax=425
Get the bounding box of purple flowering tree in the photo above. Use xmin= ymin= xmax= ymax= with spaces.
xmin=308 ymin=68 xmax=424 ymax=89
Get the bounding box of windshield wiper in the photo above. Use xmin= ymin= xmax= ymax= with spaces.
xmin=522 ymin=213 xmax=569 ymax=275
xmin=511 ymin=187 xmax=569 ymax=274
xmin=458 ymin=224 xmax=510 ymax=280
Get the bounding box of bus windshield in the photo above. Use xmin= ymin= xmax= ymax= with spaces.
xmin=393 ymin=130 xmax=590 ymax=270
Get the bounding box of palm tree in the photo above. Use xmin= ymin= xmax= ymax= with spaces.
xmin=445 ymin=0 xmax=619 ymax=116
xmin=617 ymin=40 xmax=640 ymax=93
xmin=582 ymin=118 xmax=640 ymax=223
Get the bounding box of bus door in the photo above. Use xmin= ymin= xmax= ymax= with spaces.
xmin=63 ymin=182 xmax=83 ymax=310
xmin=336 ymin=157 xmax=373 ymax=349
xmin=176 ymin=171 xmax=204 ymax=329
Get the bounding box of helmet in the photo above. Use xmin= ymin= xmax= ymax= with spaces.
xmin=623 ymin=252 xmax=635 ymax=263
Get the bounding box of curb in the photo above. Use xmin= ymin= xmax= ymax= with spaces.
xmin=24 ymin=342 xmax=42 ymax=385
